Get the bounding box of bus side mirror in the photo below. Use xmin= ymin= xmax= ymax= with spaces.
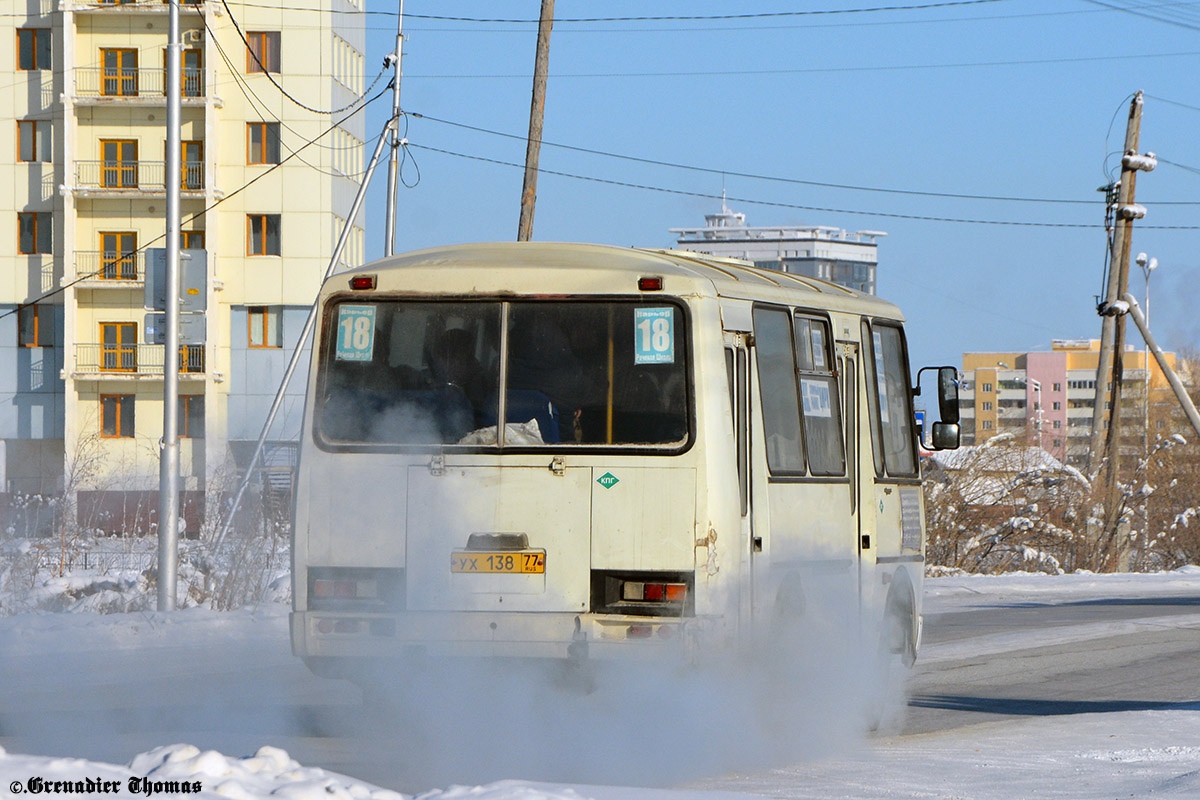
xmin=931 ymin=421 xmax=960 ymax=450
xmin=938 ymin=366 xmax=959 ymax=424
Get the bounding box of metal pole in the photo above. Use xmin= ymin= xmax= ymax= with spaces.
xmin=1087 ymin=92 xmax=1143 ymax=477
xmin=1122 ymin=293 xmax=1200 ymax=441
xmin=158 ymin=0 xmax=182 ymax=611
xmin=213 ymin=120 xmax=393 ymax=549
xmin=383 ymin=0 xmax=404 ymax=257
xmin=517 ymin=0 xmax=554 ymax=241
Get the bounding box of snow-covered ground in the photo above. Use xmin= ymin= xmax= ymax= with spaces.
xmin=1 ymin=569 xmax=1198 ymax=799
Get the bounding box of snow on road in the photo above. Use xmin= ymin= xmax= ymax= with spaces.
xmin=1 ymin=570 xmax=1198 ymax=799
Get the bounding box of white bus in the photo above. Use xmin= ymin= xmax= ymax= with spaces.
xmin=291 ymin=242 xmax=959 ymax=679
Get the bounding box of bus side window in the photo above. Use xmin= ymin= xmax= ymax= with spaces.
xmin=862 ymin=319 xmax=886 ymax=477
xmin=752 ymin=307 xmax=805 ymax=474
xmin=725 ymin=347 xmax=734 ymax=431
xmin=863 ymin=320 xmax=918 ymax=477
xmin=794 ymin=314 xmax=845 ymax=477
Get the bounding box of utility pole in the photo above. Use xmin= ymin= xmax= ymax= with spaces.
xmin=383 ymin=0 xmax=404 ymax=257
xmin=158 ymin=0 xmax=183 ymax=611
xmin=1087 ymin=92 xmax=1152 ymax=482
xmin=517 ymin=0 xmax=554 ymax=242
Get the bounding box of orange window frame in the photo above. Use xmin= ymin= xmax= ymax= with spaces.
xmin=100 ymin=138 xmax=138 ymax=188
xmin=17 ymin=29 xmax=49 ymax=71
xmin=18 ymin=212 xmax=49 ymax=254
xmin=17 ymin=120 xmax=47 ymax=163
xmin=245 ymin=31 xmax=279 ymax=73
xmin=17 ymin=304 xmax=44 ymax=347
xmin=178 ymin=394 xmax=203 ymax=438
xmin=181 ymin=230 xmax=205 ymax=249
xmin=246 ymin=122 xmax=279 ymax=165
xmin=246 ymin=214 xmax=279 ymax=256
xmin=248 ymin=306 xmax=280 ymax=348
xmin=100 ymin=394 xmax=135 ymax=438
xmin=101 ymin=48 xmax=138 ymax=96
xmin=100 ymin=321 xmax=137 ymax=372
xmin=99 ymin=231 xmax=137 ymax=280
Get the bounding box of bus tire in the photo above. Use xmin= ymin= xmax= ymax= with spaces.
xmin=881 ymin=570 xmax=917 ymax=668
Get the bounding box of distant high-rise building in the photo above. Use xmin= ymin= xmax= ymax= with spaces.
xmin=959 ymin=339 xmax=1185 ymax=468
xmin=2 ymin=0 xmax=366 ymax=532
xmin=669 ymin=199 xmax=885 ymax=295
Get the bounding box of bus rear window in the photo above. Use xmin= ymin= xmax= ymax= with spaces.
xmin=316 ymin=300 xmax=689 ymax=449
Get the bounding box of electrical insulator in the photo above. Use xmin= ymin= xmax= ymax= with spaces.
xmin=1118 ymin=204 xmax=1147 ymax=220
xmin=1122 ymin=152 xmax=1157 ymax=172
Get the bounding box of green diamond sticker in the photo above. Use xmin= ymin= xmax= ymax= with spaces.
xmin=597 ymin=472 xmax=620 ymax=489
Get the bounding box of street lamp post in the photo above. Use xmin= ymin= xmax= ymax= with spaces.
xmin=1029 ymin=378 xmax=1043 ymax=452
xmin=1135 ymin=252 xmax=1158 ymax=568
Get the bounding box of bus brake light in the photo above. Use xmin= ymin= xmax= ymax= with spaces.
xmin=638 ymin=276 xmax=663 ymax=291
xmin=349 ymin=274 xmax=376 ymax=290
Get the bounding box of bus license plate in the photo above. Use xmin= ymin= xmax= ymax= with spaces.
xmin=451 ymin=551 xmax=546 ymax=574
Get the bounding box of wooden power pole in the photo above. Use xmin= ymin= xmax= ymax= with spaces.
xmin=1088 ymin=92 xmax=1149 ymax=481
xmin=518 ymin=0 xmax=554 ymax=242
xmin=1088 ymin=91 xmax=1158 ymax=567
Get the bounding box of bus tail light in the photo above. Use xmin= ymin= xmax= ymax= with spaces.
xmin=591 ymin=570 xmax=694 ymax=617
xmin=349 ymin=274 xmax=376 ymax=290
xmin=307 ymin=568 xmax=404 ymax=611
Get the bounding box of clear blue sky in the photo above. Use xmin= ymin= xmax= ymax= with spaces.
xmin=352 ymin=0 xmax=1200 ymax=372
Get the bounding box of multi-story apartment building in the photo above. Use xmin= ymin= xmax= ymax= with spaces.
xmin=959 ymin=339 xmax=1183 ymax=469
xmin=670 ymin=200 xmax=885 ymax=295
xmin=2 ymin=0 xmax=365 ymax=533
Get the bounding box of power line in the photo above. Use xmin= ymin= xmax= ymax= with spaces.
xmin=411 ymin=110 xmax=1200 ymax=206
xmin=202 ymin=12 xmax=370 ymax=176
xmin=407 ymin=141 xmax=1200 ymax=230
xmin=214 ymin=0 xmax=385 ymax=114
xmin=3 ymin=84 xmax=390 ymax=322
xmin=371 ymin=0 xmax=1013 ymax=24
xmin=400 ymin=49 xmax=1200 ymax=79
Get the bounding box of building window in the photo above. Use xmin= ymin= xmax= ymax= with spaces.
xmin=982 ymin=401 xmax=992 ymax=411
xmin=18 ymin=212 xmax=52 ymax=254
xmin=247 ymin=214 xmax=280 ymax=255
xmin=982 ymin=420 xmax=993 ymax=430
xmin=17 ymin=304 xmax=49 ymax=347
xmin=100 ymin=322 xmax=138 ymax=372
xmin=17 ymin=29 xmax=51 ymax=71
xmin=181 ymin=230 xmax=205 ymax=249
xmin=1053 ymin=420 xmax=1062 ymax=429
xmin=101 ymin=48 xmax=138 ymax=96
xmin=179 ymin=395 xmax=204 ymax=438
xmin=246 ymin=122 xmax=281 ymax=165
xmin=1053 ymin=439 xmax=1061 ymax=448
xmin=100 ymin=139 xmax=138 ymax=188
xmin=246 ymin=31 xmax=280 ymax=73
xmin=165 ymin=47 xmax=204 ymax=97
xmin=181 ymin=140 xmax=203 ymax=189
xmin=101 ymin=395 xmax=135 ymax=438
xmin=17 ymin=120 xmax=50 ymax=162
xmin=1053 ymin=382 xmax=1062 ymax=392
xmin=249 ymin=306 xmax=282 ymax=348
xmin=100 ymin=231 xmax=138 ymax=280
xmin=981 ymin=382 xmax=992 ymax=393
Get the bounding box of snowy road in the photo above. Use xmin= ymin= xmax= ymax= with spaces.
xmin=1 ymin=571 xmax=1199 ymax=798
xmin=905 ymin=585 xmax=1200 ymax=735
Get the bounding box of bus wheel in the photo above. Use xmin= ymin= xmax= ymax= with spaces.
xmin=881 ymin=574 xmax=917 ymax=668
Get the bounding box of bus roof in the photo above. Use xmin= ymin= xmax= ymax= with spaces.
xmin=331 ymin=242 xmax=905 ymax=320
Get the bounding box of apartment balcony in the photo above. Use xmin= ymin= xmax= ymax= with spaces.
xmin=73 ymin=250 xmax=146 ymax=286
xmin=73 ymin=67 xmax=206 ymax=105
xmin=66 ymin=0 xmax=208 ymax=15
xmin=73 ymin=343 xmax=205 ymax=380
xmin=72 ymin=161 xmax=206 ymax=198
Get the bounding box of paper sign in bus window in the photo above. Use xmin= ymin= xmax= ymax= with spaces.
xmin=802 ymin=379 xmax=833 ymax=418
xmin=335 ymin=305 xmax=377 ymax=361
xmin=634 ymin=307 xmax=675 ymax=364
